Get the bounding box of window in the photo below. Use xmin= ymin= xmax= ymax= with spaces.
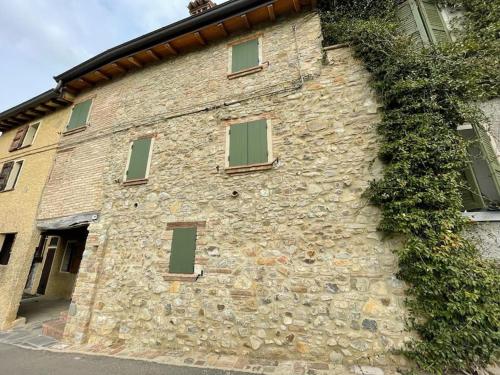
xmin=169 ymin=227 xmax=197 ymax=274
xmin=397 ymin=0 xmax=449 ymax=45
xmin=231 ymin=38 xmax=260 ymax=73
xmin=0 ymin=233 xmax=16 ymax=265
xmin=459 ymin=124 xmax=500 ymax=211
xmin=124 ymin=137 xmax=153 ymax=183
xmin=21 ymin=123 xmax=40 ymax=148
xmin=60 ymin=240 xmax=82 ymax=273
xmin=66 ymin=99 xmax=92 ymax=131
xmin=228 ymin=119 xmax=270 ymax=167
xmin=9 ymin=122 xmax=40 ymax=151
xmin=0 ymin=160 xmax=23 ymax=192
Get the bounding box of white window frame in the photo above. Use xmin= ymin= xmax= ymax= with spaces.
xmin=224 ymin=118 xmax=273 ymax=169
xmin=4 ymin=159 xmax=24 ymax=191
xmin=228 ymin=35 xmax=263 ymax=75
xmin=123 ymin=137 xmax=155 ymax=182
xmin=60 ymin=240 xmax=76 ymax=273
xmin=20 ymin=122 xmax=41 ymax=148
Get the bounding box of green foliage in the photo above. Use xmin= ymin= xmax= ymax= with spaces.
xmin=319 ymin=0 xmax=500 ymax=373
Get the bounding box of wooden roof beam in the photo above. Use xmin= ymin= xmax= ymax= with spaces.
xmin=128 ymin=56 xmax=143 ymax=67
xmin=46 ymin=100 xmax=63 ymax=108
xmin=111 ymin=62 xmax=127 ymax=73
xmin=95 ymin=70 xmax=111 ymax=80
xmin=77 ymin=77 xmax=94 ymax=87
xmin=25 ymin=109 xmax=44 ymax=117
xmin=217 ymin=23 xmax=228 ymax=37
xmin=267 ymin=4 xmax=276 ymax=21
xmin=241 ymin=14 xmax=251 ymax=29
xmin=194 ymin=32 xmax=206 ymax=46
xmin=146 ymin=50 xmax=161 ymax=61
xmin=164 ymin=42 xmax=178 ymax=55
xmin=292 ymin=0 xmax=301 ymax=12
xmin=34 ymin=104 xmax=53 ymax=113
xmin=15 ymin=113 xmax=33 ymax=121
xmin=4 ymin=118 xmax=21 ymax=126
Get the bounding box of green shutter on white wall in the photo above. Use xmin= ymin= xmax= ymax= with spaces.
xmin=475 ymin=124 xmax=500 ymax=198
xmin=126 ymin=138 xmax=152 ymax=181
xmin=169 ymin=228 xmax=197 ymax=274
xmin=461 ymin=165 xmax=485 ymax=210
xmin=396 ymin=0 xmax=430 ymax=45
xmin=67 ymin=99 xmax=92 ymax=130
xmin=232 ymin=39 xmax=259 ymax=73
xmin=417 ymin=0 xmax=450 ymax=44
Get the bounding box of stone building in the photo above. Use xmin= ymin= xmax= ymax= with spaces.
xmin=0 ymin=0 xmax=497 ymax=370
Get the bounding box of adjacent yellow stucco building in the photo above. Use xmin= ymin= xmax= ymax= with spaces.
xmin=0 ymin=103 xmax=70 ymax=329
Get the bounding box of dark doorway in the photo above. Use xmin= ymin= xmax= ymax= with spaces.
xmin=37 ymin=247 xmax=56 ymax=295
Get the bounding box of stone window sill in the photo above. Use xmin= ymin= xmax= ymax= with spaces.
xmin=227 ymin=65 xmax=264 ymax=80
xmin=122 ymin=178 xmax=148 ymax=186
xmin=463 ymin=211 xmax=500 ymax=222
xmin=225 ymin=162 xmax=273 ymax=175
xmin=163 ymin=273 xmax=199 ymax=282
xmin=63 ymin=125 xmax=88 ymax=136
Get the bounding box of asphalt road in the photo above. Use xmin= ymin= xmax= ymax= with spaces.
xmin=0 ymin=343 xmax=252 ymax=375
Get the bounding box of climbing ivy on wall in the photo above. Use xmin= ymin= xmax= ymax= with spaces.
xmin=318 ymin=0 xmax=500 ymax=373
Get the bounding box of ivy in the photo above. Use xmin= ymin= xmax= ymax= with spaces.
xmin=318 ymin=0 xmax=500 ymax=373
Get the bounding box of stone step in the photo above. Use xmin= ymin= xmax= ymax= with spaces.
xmin=42 ymin=319 xmax=66 ymax=341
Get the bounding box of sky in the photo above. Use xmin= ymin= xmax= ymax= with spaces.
xmin=0 ymin=0 xmax=228 ymax=112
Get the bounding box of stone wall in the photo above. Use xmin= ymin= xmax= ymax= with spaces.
xmin=64 ymin=13 xmax=409 ymax=368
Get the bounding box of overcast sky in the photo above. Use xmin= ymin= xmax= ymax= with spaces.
xmin=0 ymin=0 xmax=228 ymax=112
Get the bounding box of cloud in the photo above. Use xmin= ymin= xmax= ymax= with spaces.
xmin=0 ymin=0 xmax=227 ymax=112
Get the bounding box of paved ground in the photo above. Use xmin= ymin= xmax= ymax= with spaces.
xmin=0 ymin=343 xmax=253 ymax=375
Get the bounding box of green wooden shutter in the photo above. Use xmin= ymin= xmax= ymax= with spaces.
xmin=475 ymin=124 xmax=500 ymax=197
xmin=417 ymin=0 xmax=450 ymax=44
xmin=67 ymin=99 xmax=92 ymax=130
xmin=247 ymin=120 xmax=268 ymax=165
xmin=232 ymin=39 xmax=259 ymax=73
xmin=229 ymin=123 xmax=248 ymax=166
xmin=397 ymin=0 xmax=430 ymax=46
xmin=126 ymin=138 xmax=152 ymax=181
xmin=461 ymin=165 xmax=485 ymax=210
xmin=0 ymin=162 xmax=14 ymax=191
xmin=169 ymin=228 xmax=197 ymax=274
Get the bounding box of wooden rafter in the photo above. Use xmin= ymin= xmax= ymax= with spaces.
xmin=217 ymin=23 xmax=228 ymax=36
xmin=194 ymin=32 xmax=206 ymax=46
xmin=46 ymin=100 xmax=63 ymax=108
xmin=241 ymin=14 xmax=251 ymax=29
xmin=78 ymin=77 xmax=94 ymax=87
xmin=26 ymin=109 xmax=44 ymax=117
xmin=111 ymin=62 xmax=127 ymax=73
xmin=292 ymin=0 xmax=301 ymax=12
xmin=146 ymin=50 xmax=161 ymax=61
xmin=128 ymin=56 xmax=143 ymax=67
xmin=16 ymin=113 xmax=33 ymax=121
xmin=267 ymin=4 xmax=276 ymax=21
xmin=164 ymin=42 xmax=178 ymax=55
xmin=95 ymin=70 xmax=111 ymax=80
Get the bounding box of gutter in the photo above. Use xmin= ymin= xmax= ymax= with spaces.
xmin=54 ymin=0 xmax=274 ymax=83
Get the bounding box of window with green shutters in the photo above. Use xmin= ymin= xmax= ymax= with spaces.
xmin=67 ymin=99 xmax=92 ymax=131
xmin=125 ymin=138 xmax=153 ymax=182
xmin=459 ymin=124 xmax=500 ymax=210
xmin=169 ymin=227 xmax=197 ymax=274
xmin=231 ymin=38 xmax=260 ymax=73
xmin=228 ymin=119 xmax=269 ymax=167
xmin=396 ymin=0 xmax=449 ymax=46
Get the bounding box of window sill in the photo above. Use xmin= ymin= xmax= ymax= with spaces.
xmin=0 ymin=188 xmax=15 ymax=194
xmin=122 ymin=178 xmax=148 ymax=186
xmin=163 ymin=273 xmax=199 ymax=282
xmin=14 ymin=144 xmax=32 ymax=152
xmin=463 ymin=211 xmax=500 ymax=222
xmin=63 ymin=125 xmax=88 ymax=136
xmin=227 ymin=65 xmax=264 ymax=80
xmin=225 ymin=162 xmax=274 ymax=175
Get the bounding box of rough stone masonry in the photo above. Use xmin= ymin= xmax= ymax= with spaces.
xmin=63 ymin=13 xmax=410 ymax=369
